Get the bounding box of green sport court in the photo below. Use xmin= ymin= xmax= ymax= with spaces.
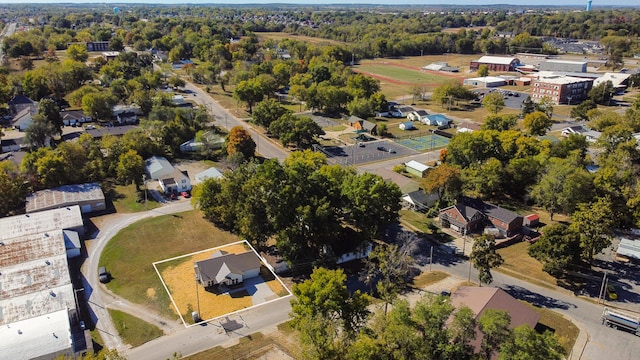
xmin=396 ymin=134 xmax=450 ymax=152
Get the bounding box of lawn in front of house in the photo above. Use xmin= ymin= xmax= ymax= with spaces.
xmin=108 ymin=309 xmax=163 ymax=347
xmin=110 ymin=184 xmax=160 ymax=213
xmin=100 ymin=210 xmax=242 ymax=317
xmin=497 ymin=241 xmax=558 ymax=289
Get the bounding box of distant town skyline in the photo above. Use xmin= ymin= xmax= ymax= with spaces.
xmin=0 ymin=0 xmax=638 ymax=7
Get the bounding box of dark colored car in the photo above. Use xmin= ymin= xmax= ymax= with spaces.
xmin=99 ymin=266 xmax=110 ymax=283
xmin=377 ymin=146 xmax=386 ymax=151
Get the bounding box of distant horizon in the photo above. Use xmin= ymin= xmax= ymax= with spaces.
xmin=0 ymin=1 xmax=638 ymax=7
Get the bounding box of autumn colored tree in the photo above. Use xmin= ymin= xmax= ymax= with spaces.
xmin=226 ymin=126 xmax=256 ymax=160
xmin=422 ymin=163 xmax=462 ymax=204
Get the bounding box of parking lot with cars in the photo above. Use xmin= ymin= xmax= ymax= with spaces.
xmin=473 ymin=88 xmax=528 ymax=109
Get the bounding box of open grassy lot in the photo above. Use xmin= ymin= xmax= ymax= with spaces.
xmin=412 ymin=271 xmax=449 ymax=288
xmin=110 ymin=184 xmax=160 ymax=213
xmin=186 ymin=330 xmax=299 ymax=360
xmin=354 ymin=62 xmax=458 ymax=85
xmin=257 ymin=32 xmax=347 ymax=46
xmin=497 ymin=241 xmax=559 ymax=289
xmin=108 ymin=309 xmax=163 ymax=347
xmin=378 ymin=54 xmax=480 ymax=71
xmin=100 ymin=210 xmax=241 ymax=317
xmin=527 ymin=304 xmax=580 ymax=354
xmin=400 ymin=210 xmax=436 ymax=234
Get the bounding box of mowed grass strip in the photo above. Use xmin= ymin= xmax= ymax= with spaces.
xmin=101 ymin=210 xmax=241 ymax=317
xmin=412 ymin=271 xmax=449 ymax=288
xmin=354 ymin=63 xmax=454 ymax=85
xmin=111 ymin=184 xmax=160 ymax=213
xmin=108 ymin=309 xmax=163 ymax=347
xmin=497 ymin=241 xmax=558 ymax=289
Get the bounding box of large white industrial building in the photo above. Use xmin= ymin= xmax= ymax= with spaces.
xmin=0 ymin=206 xmax=86 ymax=359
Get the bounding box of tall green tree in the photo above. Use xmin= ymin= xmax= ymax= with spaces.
xmin=499 ymin=325 xmax=565 ymax=360
xmin=470 ymin=234 xmax=504 ymax=285
xmin=269 ymin=114 xmax=323 ymax=149
xmin=528 ymin=224 xmax=581 ymax=276
xmin=522 ymin=111 xmax=552 ymax=136
xmin=477 ymin=64 xmax=489 ymax=77
xmin=25 ymin=114 xmax=56 ymax=148
xmin=291 ymin=267 xmax=371 ymax=359
xmin=521 ymin=96 xmax=536 ymax=118
xmin=37 ymin=98 xmax=63 ymax=135
xmin=252 ymin=98 xmax=290 ymax=128
xmin=0 ymin=161 xmax=29 ymax=217
xmin=482 ymin=92 xmax=505 ymax=114
xmin=478 ymin=309 xmax=511 ymax=360
xmin=116 ymin=149 xmax=144 ymax=189
xmin=570 ymin=197 xmax=615 ymax=262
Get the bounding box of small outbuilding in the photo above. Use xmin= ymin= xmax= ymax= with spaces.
xmin=523 ymin=214 xmax=540 ymax=227
xmin=195 ymin=167 xmax=224 ymax=184
xmin=399 ymin=121 xmax=415 ymax=131
xmin=405 ymin=160 xmax=431 ymax=177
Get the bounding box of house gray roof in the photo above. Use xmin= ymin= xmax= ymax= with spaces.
xmin=9 ymin=94 xmax=36 ymax=106
xmin=195 ymin=251 xmax=261 ymax=284
xmin=405 ymin=190 xmax=438 ymax=206
xmin=459 ymin=196 xmax=521 ymax=224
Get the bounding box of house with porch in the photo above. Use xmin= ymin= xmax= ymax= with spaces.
xmin=194 ymin=250 xmax=261 ymax=287
xmin=407 ymin=110 xmax=429 ymax=122
xmin=348 ymin=116 xmax=377 ymax=134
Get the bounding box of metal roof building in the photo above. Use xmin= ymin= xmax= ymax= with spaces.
xmin=26 ymin=182 xmax=106 ymax=214
xmin=617 ymin=238 xmax=640 ymax=261
xmin=0 ymin=206 xmax=85 ymax=359
xmin=539 ymin=59 xmax=587 ymax=73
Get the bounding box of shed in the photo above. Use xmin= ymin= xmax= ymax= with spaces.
xmin=405 ymin=160 xmax=431 ymax=177
xmin=195 ymin=167 xmax=224 ymax=184
xmin=399 ymin=121 xmax=415 ymax=131
xmin=523 ymin=214 xmax=540 ymax=227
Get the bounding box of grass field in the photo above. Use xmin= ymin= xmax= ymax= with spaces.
xmin=108 ymin=309 xmax=164 ymax=347
xmin=257 ymin=32 xmax=347 ymax=46
xmin=101 ymin=210 xmax=242 ymax=317
xmin=111 ymin=184 xmax=160 ymax=213
xmin=412 ymin=271 xmax=449 ymax=288
xmin=354 ymin=63 xmax=458 ymax=86
xmin=497 ymin=241 xmax=559 ymax=289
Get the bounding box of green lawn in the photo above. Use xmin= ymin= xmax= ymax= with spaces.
xmin=108 ymin=309 xmax=163 ymax=347
xmin=412 ymin=271 xmax=449 ymax=288
xmin=496 ymin=241 xmax=558 ymax=289
xmin=111 ymin=184 xmax=160 ymax=213
xmin=354 ymin=63 xmax=455 ymax=85
xmin=100 ymin=210 xmax=241 ymax=317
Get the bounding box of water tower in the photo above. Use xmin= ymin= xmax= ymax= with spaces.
xmin=586 ymin=0 xmax=593 ymax=11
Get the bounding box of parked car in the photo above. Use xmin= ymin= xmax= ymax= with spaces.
xmin=388 ymin=148 xmax=396 ymax=154
xmin=607 ymin=284 xmax=618 ymax=300
xmin=80 ymin=321 xmax=86 ymax=330
xmin=99 ymin=266 xmax=110 ymax=283
xmin=358 ymin=142 xmax=365 ymax=147
xmin=377 ymin=146 xmax=386 ymax=151
xmin=181 ymin=191 xmax=190 ymax=198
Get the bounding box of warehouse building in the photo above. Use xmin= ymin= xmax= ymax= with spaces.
xmin=539 ymin=59 xmax=587 ymax=73
xmin=531 ymin=75 xmax=593 ymax=105
xmin=26 ymin=182 xmax=106 ymax=214
xmin=0 ymin=206 xmax=86 ymax=359
xmin=463 ymin=76 xmax=507 ymax=88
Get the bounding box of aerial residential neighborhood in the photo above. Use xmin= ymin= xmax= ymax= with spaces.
xmin=1 ymin=2 xmax=640 ymax=359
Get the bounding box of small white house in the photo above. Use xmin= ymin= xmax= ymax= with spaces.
xmin=195 ymin=167 xmax=224 ymax=184
xmin=399 ymin=121 xmax=415 ymax=130
xmin=336 ymin=242 xmax=373 ymax=265
xmin=407 ymin=110 xmax=429 ymax=122
xmin=422 ymin=114 xmax=453 ymax=127
xmin=159 ymin=169 xmax=191 ymax=193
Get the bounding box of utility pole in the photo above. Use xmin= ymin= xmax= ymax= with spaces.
xmin=598 ymin=272 xmax=608 ymax=304
xmin=429 ymin=246 xmax=433 ymax=272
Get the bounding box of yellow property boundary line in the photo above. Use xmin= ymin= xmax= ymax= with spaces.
xmin=152 ymin=239 xmax=292 ymax=328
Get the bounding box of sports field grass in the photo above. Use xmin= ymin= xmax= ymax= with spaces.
xmin=354 ymin=63 xmax=456 ymax=85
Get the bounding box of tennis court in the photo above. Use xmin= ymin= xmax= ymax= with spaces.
xmin=396 ymin=134 xmax=450 ymax=152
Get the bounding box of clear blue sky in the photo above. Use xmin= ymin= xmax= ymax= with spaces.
xmin=0 ymin=1 xmax=638 ymax=6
